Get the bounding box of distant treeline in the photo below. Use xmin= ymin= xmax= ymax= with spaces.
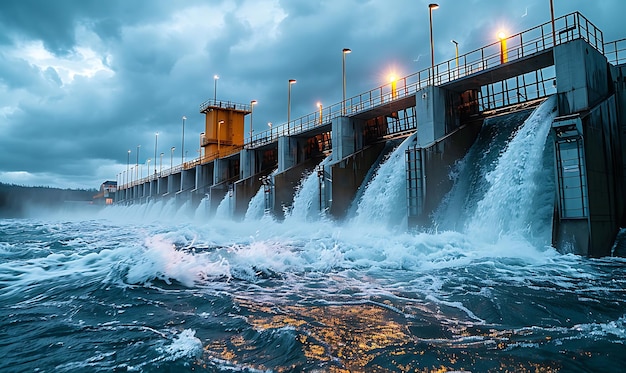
xmin=0 ymin=183 xmax=97 ymax=218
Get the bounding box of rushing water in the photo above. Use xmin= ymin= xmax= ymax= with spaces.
xmin=2 ymin=98 xmax=626 ymax=372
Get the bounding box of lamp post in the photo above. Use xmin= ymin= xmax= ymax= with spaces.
xmin=268 ymin=122 xmax=272 ymax=138
xmin=160 ymin=152 xmax=164 ymax=174
xmin=170 ymin=147 xmax=175 ymax=169
xmin=127 ymin=149 xmax=131 ymax=186
xmin=498 ymin=31 xmax=508 ymax=64
xmin=181 ymin=116 xmax=186 ymax=166
xmin=154 ymin=132 xmax=158 ymax=174
xmin=342 ymin=48 xmax=351 ymax=115
xmin=317 ymin=102 xmax=323 ymax=124
xmin=200 ymin=132 xmax=205 ymax=161
xmin=550 ymin=0 xmax=556 ymax=46
xmin=428 ymin=3 xmax=439 ymax=85
xmin=136 ymin=145 xmax=140 ymax=182
xmin=217 ymin=120 xmax=224 ymax=157
xmin=288 ymin=79 xmax=296 ymax=134
xmin=389 ymin=75 xmax=398 ymax=100
xmin=250 ymin=100 xmax=257 ymax=143
xmin=146 ymin=159 xmax=150 ymax=180
xmin=451 ymin=39 xmax=459 ymax=76
xmin=213 ymin=75 xmax=219 ymax=102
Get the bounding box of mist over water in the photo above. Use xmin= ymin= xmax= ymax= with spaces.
xmin=2 ymin=97 xmax=626 ymax=372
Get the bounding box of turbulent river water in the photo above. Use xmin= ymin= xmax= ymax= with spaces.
xmin=2 ymin=97 xmax=626 ymax=372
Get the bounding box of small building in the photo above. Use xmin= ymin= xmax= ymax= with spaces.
xmin=93 ymin=180 xmax=117 ymax=205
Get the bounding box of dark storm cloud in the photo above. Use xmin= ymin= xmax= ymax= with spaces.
xmin=0 ymin=0 xmax=624 ymax=189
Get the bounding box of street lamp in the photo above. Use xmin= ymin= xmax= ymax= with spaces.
xmin=389 ymin=75 xmax=398 ymax=100
xmin=200 ymin=132 xmax=205 ymax=161
xmin=428 ymin=3 xmax=439 ymax=85
xmin=342 ymin=48 xmax=351 ymax=115
xmin=170 ymin=146 xmax=175 ymax=169
xmin=181 ymin=116 xmax=186 ymax=165
xmin=154 ymin=132 xmax=158 ymax=174
xmin=127 ymin=149 xmax=131 ymax=185
xmin=146 ymin=159 xmax=150 ymax=179
xmin=288 ymin=79 xmax=296 ymax=134
xmin=550 ymin=0 xmax=556 ymax=46
xmin=250 ymin=100 xmax=257 ymax=143
xmin=213 ymin=75 xmax=219 ymax=102
xmin=160 ymin=152 xmax=164 ymax=174
xmin=451 ymin=40 xmax=459 ymax=72
xmin=136 ymin=145 xmax=140 ymax=182
xmin=498 ymin=31 xmax=508 ymax=64
xmin=217 ymin=120 xmax=224 ymax=157
xmin=317 ymin=102 xmax=323 ymax=124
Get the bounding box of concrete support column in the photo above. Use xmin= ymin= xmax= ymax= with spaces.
xmin=331 ymin=116 xmax=357 ymax=162
xmin=158 ymin=176 xmax=167 ymax=196
xmin=195 ymin=164 xmax=211 ymax=191
xmin=278 ymin=136 xmax=297 ymax=173
xmin=168 ymin=173 xmax=181 ymax=194
xmin=416 ymin=86 xmax=446 ymax=147
xmin=213 ymin=159 xmax=229 ymax=185
xmin=554 ymin=38 xmax=609 ymax=115
xmin=240 ymin=148 xmax=256 ymax=179
xmin=181 ymin=169 xmax=195 ymax=191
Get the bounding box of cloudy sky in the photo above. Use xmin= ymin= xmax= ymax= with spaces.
xmin=0 ymin=0 xmax=623 ymax=189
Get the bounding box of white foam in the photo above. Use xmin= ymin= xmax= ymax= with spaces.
xmin=158 ymin=329 xmax=203 ymax=361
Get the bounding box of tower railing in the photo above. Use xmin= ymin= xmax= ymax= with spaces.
xmin=605 ymin=38 xmax=626 ymax=66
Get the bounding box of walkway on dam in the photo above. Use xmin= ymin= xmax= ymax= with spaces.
xmin=120 ymin=11 xmax=623 ymax=191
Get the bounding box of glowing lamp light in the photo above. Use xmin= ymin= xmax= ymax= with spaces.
xmin=389 ymin=74 xmax=398 ymax=100
xmin=497 ymin=31 xmax=508 ymax=64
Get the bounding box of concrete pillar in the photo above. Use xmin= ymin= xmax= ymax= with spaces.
xmin=213 ymin=159 xmax=229 ymax=185
xmin=331 ymin=116 xmax=356 ymax=162
xmin=554 ymin=38 xmax=609 ymax=115
xmin=167 ymin=173 xmax=181 ymax=194
xmin=181 ymin=168 xmax=195 ymax=191
xmin=416 ymin=86 xmax=446 ymax=147
xmin=158 ymin=176 xmax=167 ymax=196
xmin=278 ymin=136 xmax=297 ymax=173
xmin=551 ymin=38 xmax=624 ymax=257
xmin=240 ymin=148 xmax=256 ymax=179
xmin=195 ymin=163 xmax=212 ymax=191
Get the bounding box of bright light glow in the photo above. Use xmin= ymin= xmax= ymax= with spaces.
xmin=498 ymin=31 xmax=506 ymax=40
xmin=389 ymin=74 xmax=397 ymax=83
xmin=317 ymin=102 xmax=322 ymax=108
xmin=214 ymin=75 xmax=219 ymax=80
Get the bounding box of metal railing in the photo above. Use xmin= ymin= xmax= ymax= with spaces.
xmin=120 ymin=12 xmax=606 ymax=191
xmin=199 ymin=98 xmax=252 ymax=113
xmin=605 ymin=38 xmax=626 ymax=65
xmin=245 ymin=12 xmax=602 ymax=149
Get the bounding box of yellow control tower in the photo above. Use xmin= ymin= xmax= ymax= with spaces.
xmin=199 ymin=99 xmax=252 ymax=163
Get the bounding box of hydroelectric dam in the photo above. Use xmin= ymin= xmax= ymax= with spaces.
xmin=115 ymin=12 xmax=626 ymax=258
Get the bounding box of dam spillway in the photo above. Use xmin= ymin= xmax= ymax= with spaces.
xmin=113 ymin=12 xmax=626 ymax=257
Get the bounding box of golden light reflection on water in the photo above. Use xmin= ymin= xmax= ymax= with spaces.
xmin=203 ymin=299 xmax=414 ymax=372
xmin=202 ymin=298 xmax=562 ymax=372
